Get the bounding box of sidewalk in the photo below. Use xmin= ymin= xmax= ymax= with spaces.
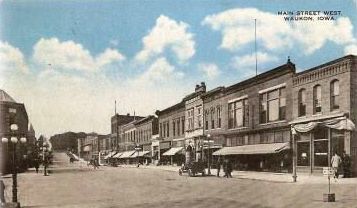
xmin=117 ymin=164 xmax=357 ymax=184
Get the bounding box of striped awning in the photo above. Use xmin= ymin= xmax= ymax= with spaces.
xmin=104 ymin=151 xmax=117 ymax=159
xmin=162 ymin=147 xmax=183 ymax=156
xmin=130 ymin=151 xmax=150 ymax=158
xmin=112 ymin=152 xmax=124 ymax=158
xmin=119 ymin=150 xmax=136 ymax=159
xmin=213 ymin=142 xmax=290 ymax=156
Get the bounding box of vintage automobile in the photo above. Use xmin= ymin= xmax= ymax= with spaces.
xmin=178 ymin=161 xmax=206 ymax=177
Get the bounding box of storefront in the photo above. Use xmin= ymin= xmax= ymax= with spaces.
xmin=291 ymin=117 xmax=355 ymax=174
xmin=213 ymin=142 xmax=291 ymax=172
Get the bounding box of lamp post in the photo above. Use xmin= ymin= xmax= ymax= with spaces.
xmin=134 ymin=145 xmax=142 ymax=167
xmin=42 ymin=142 xmax=49 ymax=176
xmin=291 ymin=127 xmax=297 ymax=182
xmin=1 ymin=132 xmax=26 ymax=207
xmin=204 ymin=134 xmax=214 ymax=175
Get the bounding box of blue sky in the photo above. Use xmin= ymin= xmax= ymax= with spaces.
xmin=1 ymin=0 xmax=357 ymax=136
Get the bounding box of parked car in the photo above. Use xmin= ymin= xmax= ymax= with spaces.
xmin=178 ymin=161 xmax=206 ymax=177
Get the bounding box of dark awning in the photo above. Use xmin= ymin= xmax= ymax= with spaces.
xmin=212 ymin=142 xmax=290 ymax=156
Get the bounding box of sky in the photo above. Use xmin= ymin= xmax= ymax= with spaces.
xmin=1 ymin=0 xmax=357 ymax=137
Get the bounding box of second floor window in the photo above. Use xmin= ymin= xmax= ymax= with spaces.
xmin=187 ymin=108 xmax=194 ymax=130
xmin=330 ymin=80 xmax=339 ymax=110
xmin=313 ymin=85 xmax=322 ymax=114
xmin=217 ymin=106 xmax=222 ymax=128
xmin=182 ymin=117 xmax=185 ymax=134
xmin=173 ymin=121 xmax=176 ymax=136
xmin=197 ymin=105 xmax=202 ymax=128
xmin=177 ymin=119 xmax=180 ymax=136
xmin=211 ymin=107 xmax=215 ymax=129
xmin=260 ymin=87 xmax=286 ymax=123
xmin=228 ymin=98 xmax=247 ymax=129
xmin=298 ymin=89 xmax=306 ymax=117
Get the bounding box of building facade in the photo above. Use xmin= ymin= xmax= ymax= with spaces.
xmin=212 ymin=61 xmax=295 ymax=172
xmin=290 ymin=55 xmax=357 ymax=175
xmin=155 ymin=102 xmax=185 ymax=165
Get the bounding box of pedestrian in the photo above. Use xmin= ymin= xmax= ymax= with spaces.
xmin=216 ymin=158 xmax=222 ymax=177
xmin=0 ymin=179 xmax=5 ymax=204
xmin=331 ymin=151 xmax=342 ymax=179
xmin=223 ymin=159 xmax=228 ymax=178
xmin=342 ymin=151 xmax=351 ymax=178
xmin=227 ymin=159 xmax=233 ymax=178
xmin=34 ymin=158 xmax=39 ymax=174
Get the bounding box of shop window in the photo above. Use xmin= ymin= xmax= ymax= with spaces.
xmin=314 ymin=139 xmax=328 ymax=167
xmin=313 ymin=85 xmax=322 ymax=114
xmin=298 ymin=89 xmax=306 ymax=117
xmin=297 ymin=142 xmax=310 ymax=166
xmin=330 ymin=80 xmax=339 ymax=110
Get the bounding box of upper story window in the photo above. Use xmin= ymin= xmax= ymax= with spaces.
xmin=166 ymin=122 xmax=170 ymax=137
xmin=210 ymin=107 xmax=215 ymax=129
xmin=204 ymin=109 xmax=209 ymax=130
xmin=313 ymin=85 xmax=322 ymax=114
xmin=176 ymin=119 xmax=180 ymax=136
xmin=197 ymin=105 xmax=202 ymax=128
xmin=187 ymin=108 xmax=194 ymax=130
xmin=298 ymin=89 xmax=306 ymax=117
xmin=228 ymin=98 xmax=248 ymax=129
xmin=173 ymin=121 xmax=176 ymax=136
xmin=217 ymin=106 xmax=222 ymax=128
xmin=159 ymin=123 xmax=162 ymax=138
xmin=260 ymin=87 xmax=286 ymax=123
xmin=9 ymin=108 xmax=16 ymax=113
xmin=181 ymin=117 xmax=185 ymax=134
xmin=330 ymin=80 xmax=339 ymax=110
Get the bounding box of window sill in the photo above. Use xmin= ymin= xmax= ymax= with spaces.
xmin=259 ymin=120 xmax=287 ymax=126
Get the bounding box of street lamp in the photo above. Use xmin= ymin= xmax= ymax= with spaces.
xmin=1 ymin=133 xmax=26 ymax=207
xmin=134 ymin=145 xmax=142 ymax=168
xmin=42 ymin=142 xmax=49 ymax=176
xmin=204 ymin=134 xmax=214 ymax=175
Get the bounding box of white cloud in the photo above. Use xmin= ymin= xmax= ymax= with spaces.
xmin=33 ymin=38 xmax=125 ymax=72
xmin=198 ymin=63 xmax=221 ymax=80
xmin=344 ymin=44 xmax=357 ymax=55
xmin=134 ymin=57 xmax=184 ymax=85
xmin=0 ymin=41 xmax=29 ymax=74
xmin=231 ymin=52 xmax=279 ymax=77
xmin=202 ymin=8 xmax=355 ymax=54
xmin=135 ymin=15 xmax=195 ymax=63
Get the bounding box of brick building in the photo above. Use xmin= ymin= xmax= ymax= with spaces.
xmin=212 ymin=60 xmax=295 ymax=172
xmin=290 ymin=55 xmax=357 ymax=175
xmin=155 ymin=102 xmax=185 ymax=165
xmin=0 ymin=89 xmax=36 ymax=173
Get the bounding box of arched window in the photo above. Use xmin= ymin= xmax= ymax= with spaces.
xmin=298 ymin=89 xmax=306 ymax=116
xmin=313 ymin=85 xmax=322 ymax=114
xmin=330 ymin=80 xmax=339 ymax=110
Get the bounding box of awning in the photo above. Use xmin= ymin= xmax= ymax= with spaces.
xmin=112 ymin=152 xmax=124 ymax=158
xmin=212 ymin=142 xmax=290 ymax=156
xmin=130 ymin=151 xmax=150 ymax=158
xmin=162 ymin=147 xmax=183 ymax=156
xmin=292 ymin=117 xmax=355 ymax=134
xmin=104 ymin=151 xmax=117 ymax=159
xmin=119 ymin=150 xmax=136 ymax=159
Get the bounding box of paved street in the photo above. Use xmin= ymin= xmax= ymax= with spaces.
xmin=3 ymin=152 xmax=357 ymax=208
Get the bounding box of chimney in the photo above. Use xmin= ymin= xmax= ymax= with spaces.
xmin=195 ymin=84 xmax=200 ymax=92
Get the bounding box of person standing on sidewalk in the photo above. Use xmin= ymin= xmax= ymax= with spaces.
xmin=227 ymin=159 xmax=233 ymax=178
xmin=331 ymin=151 xmax=342 ymax=179
xmin=217 ymin=158 xmax=222 ymax=177
xmin=342 ymin=151 xmax=351 ymax=178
